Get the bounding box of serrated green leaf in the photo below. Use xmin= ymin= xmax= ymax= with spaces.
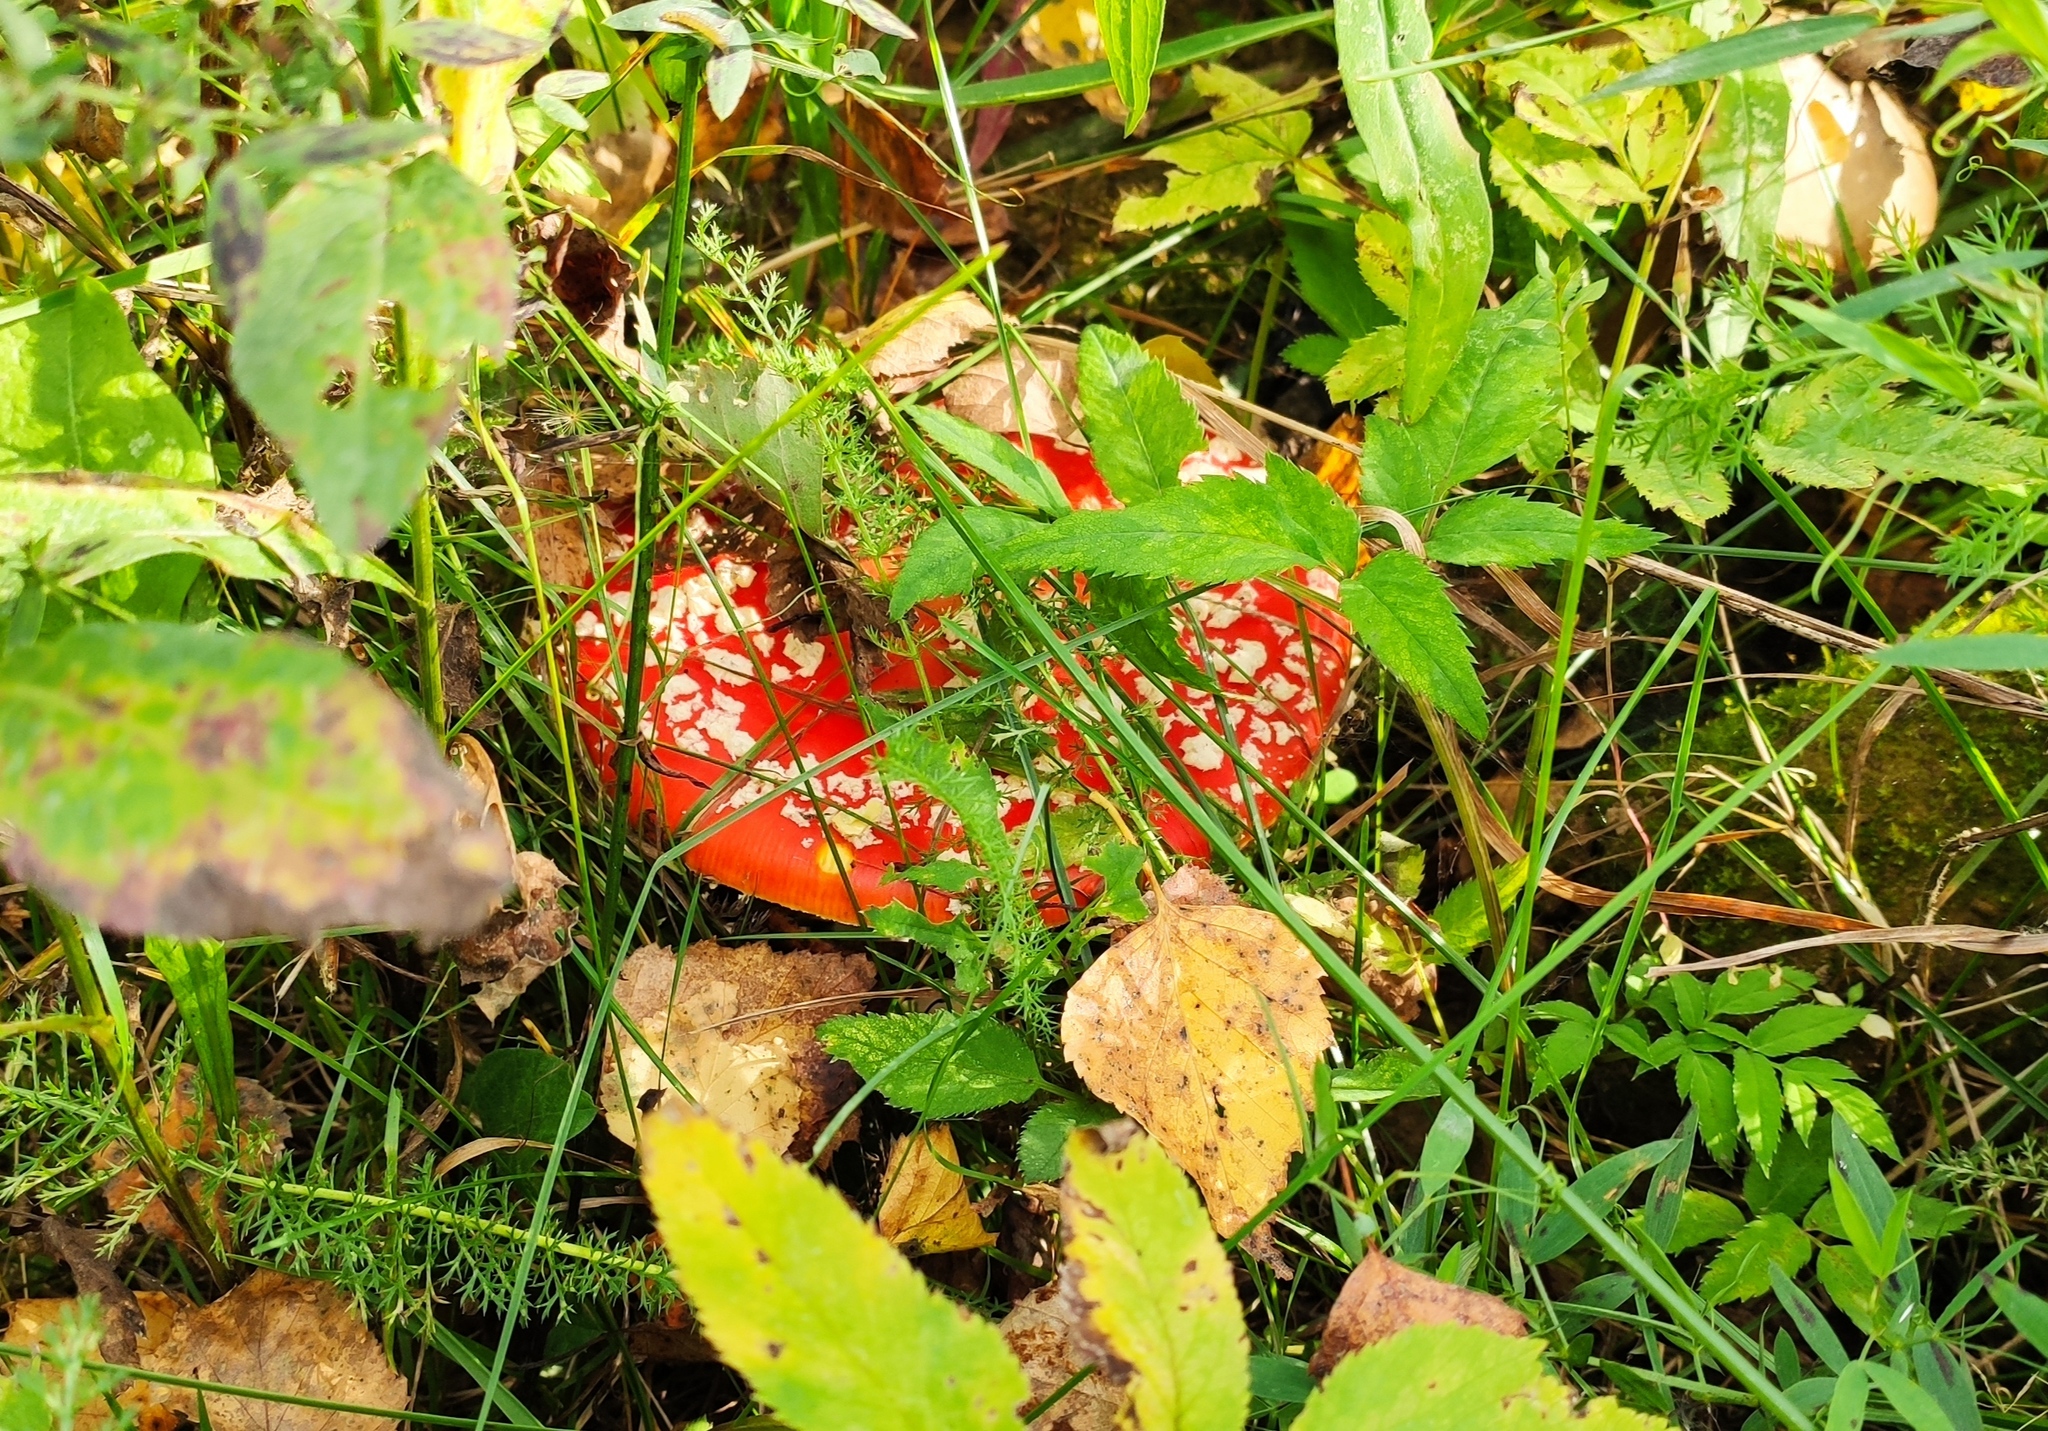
xmin=818 ymin=1012 xmax=1041 ymax=1119
xmin=889 ymin=506 xmax=1042 ymax=618
xmin=909 ymin=407 xmax=1070 ymax=514
xmin=1742 ymin=1115 xmax=1831 ymax=1219
xmin=1283 ymin=333 xmax=1348 ymax=376
xmin=1699 ymin=1213 xmax=1813 ymax=1305
xmin=1732 ymin=1047 xmax=1784 ymax=1173
xmin=1060 ymin=1127 xmax=1250 ymax=1431
xmin=639 ymin=1108 xmax=1028 ymax=1431
xmin=1335 ymin=0 xmax=1491 ymax=417
xmin=1355 ymin=282 xmax=1568 ymax=511
xmin=1017 ymin=1096 xmax=1117 ymax=1182
xmin=1324 ymin=326 xmax=1405 ymax=403
xmin=1679 ymin=1051 xmax=1738 ymax=1163
xmin=1667 ymin=1188 xmax=1746 ymax=1253
xmin=1075 ymin=327 xmax=1204 ymax=503
xmin=1488 ymin=117 xmax=1649 ymax=239
xmin=1425 ymin=492 xmax=1660 ymax=567
xmin=1285 ymin=215 xmax=1395 ymax=341
xmin=1741 ymin=1002 xmax=1870 ymax=1058
xmin=0 ymin=622 xmax=509 ymax=940
xmin=1339 ymin=551 xmax=1487 ymax=736
xmin=996 ymin=462 xmax=1356 ymax=586
xmin=876 ymin=730 xmax=1010 ymax=871
xmin=1781 ymin=301 xmax=1981 ymax=407
xmin=1805 ymin=1189 xmax=1974 ymax=1243
xmin=1295 ymin=1324 xmax=1669 ymax=1430
xmin=0 ymin=277 xmax=214 ymax=487
xmin=1100 ymin=0 xmax=1164 ymax=131
xmin=0 ymin=472 xmax=401 ymax=609
xmin=1751 ymin=363 xmax=2048 ymax=493
xmin=224 ymin=153 xmax=515 ymax=549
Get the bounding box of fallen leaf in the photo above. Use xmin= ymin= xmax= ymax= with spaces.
xmin=1282 ymin=892 xmax=1437 ymax=1023
xmin=1020 ymin=0 xmax=1130 ymax=128
xmin=5 ymin=1289 xmax=186 ymax=1369
xmin=854 ymin=290 xmax=996 ymax=390
xmin=7 ymin=1273 xmax=405 ymax=1431
xmin=998 ymin=1284 xmax=1125 ymax=1431
xmin=941 ymin=335 xmax=1085 ymax=447
xmin=876 ymin=1125 xmax=998 ymax=1256
xmin=95 ymin=1065 xmax=290 ymax=1250
xmin=558 ymin=123 xmax=674 ymax=236
xmin=452 ymin=851 xmax=576 ymax=1020
xmin=1313 ymin=413 xmax=1363 ymax=503
xmin=1306 ymin=1249 xmax=1526 ymax=1378
xmin=129 ymin=1271 xmax=409 ymax=1431
xmin=1141 ymin=334 xmax=1221 ymax=388
xmin=600 ymin=940 xmax=875 ymax=1156
xmin=1060 ymin=897 xmax=1335 ymax=1252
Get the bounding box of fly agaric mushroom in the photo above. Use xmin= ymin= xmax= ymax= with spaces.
xmin=571 ymin=424 xmax=1354 ymax=925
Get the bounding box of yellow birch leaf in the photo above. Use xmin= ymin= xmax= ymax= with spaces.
xmin=1058 ymin=897 xmax=1335 ymax=1250
xmin=419 ymin=0 xmax=572 ymax=190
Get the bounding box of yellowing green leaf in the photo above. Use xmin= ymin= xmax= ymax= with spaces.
xmin=640 ymin=1108 xmax=1029 ymax=1431
xmin=1489 ymin=118 xmax=1650 ymax=239
xmin=1113 ymin=66 xmax=1315 ymax=231
xmin=0 ymin=622 xmax=510 ymax=940
xmin=1324 ymin=327 xmax=1405 ymax=403
xmin=0 ymin=473 xmax=401 ymax=609
xmin=417 ymin=0 xmax=570 ymax=189
xmin=1059 ymin=1126 xmax=1250 ymax=1431
xmin=0 ymin=277 xmax=214 ymax=486
xmin=1295 ymin=1323 xmax=1672 ymax=1430
xmin=1699 ymin=1213 xmax=1813 ymax=1305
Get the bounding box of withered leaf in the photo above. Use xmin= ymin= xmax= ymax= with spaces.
xmin=875 ymin=1125 xmax=997 ymax=1257
xmin=601 ymin=940 xmax=875 ymax=1157
xmin=1060 ymin=898 xmax=1335 ymax=1248
xmin=95 ymin=1064 xmax=290 ymax=1251
xmin=998 ymin=1284 xmax=1125 ymax=1431
xmin=7 ymin=1273 xmax=406 ymax=1431
xmin=130 ymin=1271 xmax=409 ymax=1431
xmin=451 ymin=851 xmax=577 ymax=1022
xmin=1307 ymin=1249 xmax=1526 ymax=1378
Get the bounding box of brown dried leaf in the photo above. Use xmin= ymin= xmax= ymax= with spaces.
xmin=450 ymin=850 xmax=577 ymax=1022
xmin=127 ymin=1271 xmax=409 ymax=1431
xmin=95 ymin=1066 xmax=290 ymax=1250
xmin=941 ymin=335 xmax=1085 ymax=447
xmin=998 ymin=1284 xmax=1126 ymax=1431
xmin=1059 ymin=899 xmax=1335 ymax=1247
xmin=853 ymin=290 xmax=996 ymax=389
xmin=7 ymin=1274 xmax=402 ymax=1431
xmin=875 ymin=1125 xmax=997 ymax=1256
xmin=557 ymin=123 xmax=673 ymax=237
xmin=836 ymin=100 xmax=998 ymax=248
xmin=1283 ymin=893 xmax=1437 ymax=1024
xmin=1307 ymin=1249 xmax=1526 ymax=1378
xmin=600 ymin=940 xmax=875 ymax=1157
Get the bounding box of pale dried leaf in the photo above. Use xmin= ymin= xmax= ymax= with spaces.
xmin=998 ymin=1285 xmax=1125 ymax=1431
xmin=126 ymin=1271 xmax=409 ymax=1431
xmin=875 ymin=1124 xmax=997 ymax=1256
xmin=940 ymin=337 xmax=1085 ymax=448
xmin=854 ymin=291 xmax=996 ymax=388
xmin=600 ymin=940 xmax=875 ymax=1156
xmin=1059 ymin=900 xmax=1335 ymax=1247
xmin=1307 ymin=1249 xmax=1526 ymax=1378
xmin=452 ymin=851 xmax=577 ymax=1021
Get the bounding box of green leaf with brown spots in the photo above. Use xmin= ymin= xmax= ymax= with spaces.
xmin=639 ymin=1107 xmax=1029 ymax=1431
xmin=1058 ymin=1124 xmax=1251 ymax=1431
xmin=220 ymin=152 xmax=516 ymax=550
xmin=0 ymin=621 xmax=509 ymax=939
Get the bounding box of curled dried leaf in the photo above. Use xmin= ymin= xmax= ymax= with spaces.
xmin=876 ymin=1124 xmax=997 ymax=1256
